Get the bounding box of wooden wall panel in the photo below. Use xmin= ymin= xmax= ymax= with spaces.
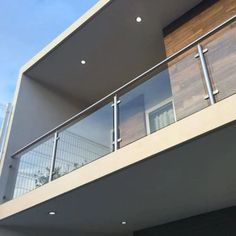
xmin=203 ymin=21 xmax=236 ymax=102
xmin=119 ymin=95 xmax=147 ymax=148
xmin=164 ymin=0 xmax=236 ymax=57
xmin=164 ymin=0 xmax=236 ymax=120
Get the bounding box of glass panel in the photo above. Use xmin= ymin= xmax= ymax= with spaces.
xmin=13 ymin=136 xmax=54 ymax=198
xmin=168 ymin=49 xmax=209 ymax=120
xmin=203 ymin=21 xmax=236 ymax=102
xmin=149 ymin=101 xmax=175 ymax=134
xmin=53 ymin=103 xmax=112 ymax=180
xmin=119 ymin=69 xmax=175 ymax=148
xmin=119 ymin=49 xmax=209 ymax=148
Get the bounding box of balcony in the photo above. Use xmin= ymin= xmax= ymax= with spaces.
xmin=3 ymin=15 xmax=234 ymax=202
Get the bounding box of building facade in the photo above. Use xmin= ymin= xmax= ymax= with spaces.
xmin=0 ymin=0 xmax=236 ymax=235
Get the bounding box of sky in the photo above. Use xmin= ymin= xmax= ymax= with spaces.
xmin=0 ymin=0 xmax=98 ymax=123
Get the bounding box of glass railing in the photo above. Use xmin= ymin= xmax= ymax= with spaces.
xmin=13 ymin=135 xmax=54 ymax=198
xmin=203 ymin=20 xmax=236 ymax=102
xmin=53 ymin=103 xmax=113 ymax=180
xmin=10 ymin=15 xmax=236 ymax=200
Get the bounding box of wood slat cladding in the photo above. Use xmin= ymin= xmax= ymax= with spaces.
xmin=203 ymin=21 xmax=236 ymax=102
xmin=168 ymin=21 xmax=236 ymax=120
xmin=164 ymin=0 xmax=236 ymax=56
xmin=163 ymin=0 xmax=236 ymax=121
xmin=119 ymin=95 xmax=147 ymax=148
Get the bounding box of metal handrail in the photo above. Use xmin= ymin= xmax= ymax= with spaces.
xmin=12 ymin=15 xmax=236 ymax=158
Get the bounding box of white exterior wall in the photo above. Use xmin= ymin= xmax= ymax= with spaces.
xmin=0 ymin=74 xmax=86 ymax=202
xmin=0 ymin=103 xmax=12 ymax=161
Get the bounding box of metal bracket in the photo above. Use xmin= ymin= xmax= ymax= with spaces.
xmin=111 ymin=100 xmax=121 ymax=107
xmin=204 ymin=89 xmax=219 ymax=100
xmin=195 ymin=48 xmax=208 ymax=58
xmin=112 ymin=138 xmax=122 ymax=145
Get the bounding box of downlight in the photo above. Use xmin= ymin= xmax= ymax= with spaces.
xmin=48 ymin=211 xmax=56 ymax=215
xmin=136 ymin=16 xmax=142 ymax=23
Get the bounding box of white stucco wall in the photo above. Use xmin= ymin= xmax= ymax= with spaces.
xmin=0 ymin=74 xmax=86 ymax=201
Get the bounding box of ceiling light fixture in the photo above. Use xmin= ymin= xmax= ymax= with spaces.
xmin=136 ymin=17 xmax=142 ymax=23
xmin=48 ymin=211 xmax=56 ymax=215
xmin=81 ymin=60 xmax=86 ymax=65
xmin=121 ymin=221 xmax=127 ymax=225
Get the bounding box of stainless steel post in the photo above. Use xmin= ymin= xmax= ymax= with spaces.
xmin=49 ymin=132 xmax=59 ymax=182
xmin=112 ymin=95 xmax=121 ymax=151
xmin=197 ymin=44 xmax=215 ymax=105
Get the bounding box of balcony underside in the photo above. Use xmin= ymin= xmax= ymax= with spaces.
xmin=24 ymin=0 xmax=201 ymax=104
xmin=1 ymin=95 xmax=236 ymax=233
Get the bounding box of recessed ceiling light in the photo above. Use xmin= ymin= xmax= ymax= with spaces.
xmin=81 ymin=60 xmax=86 ymax=65
xmin=121 ymin=221 xmax=127 ymax=225
xmin=48 ymin=211 xmax=56 ymax=215
xmin=136 ymin=17 xmax=142 ymax=23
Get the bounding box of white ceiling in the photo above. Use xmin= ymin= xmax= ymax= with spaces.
xmin=26 ymin=0 xmax=202 ymax=104
xmin=1 ymin=121 xmax=236 ymax=233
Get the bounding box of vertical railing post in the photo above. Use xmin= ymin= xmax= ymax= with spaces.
xmin=49 ymin=131 xmax=59 ymax=182
xmin=112 ymin=94 xmax=121 ymax=151
xmin=196 ymin=44 xmax=216 ymax=105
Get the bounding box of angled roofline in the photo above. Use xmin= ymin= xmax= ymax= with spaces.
xmin=19 ymin=0 xmax=111 ymax=75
